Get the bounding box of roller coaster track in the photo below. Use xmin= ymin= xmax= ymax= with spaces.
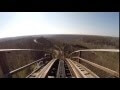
xmin=0 ymin=49 xmax=119 ymax=78
xmin=65 ymin=58 xmax=99 ymax=78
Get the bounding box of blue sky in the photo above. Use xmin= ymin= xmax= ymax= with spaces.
xmin=0 ymin=12 xmax=119 ymax=38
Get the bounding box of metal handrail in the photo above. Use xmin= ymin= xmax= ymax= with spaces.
xmin=9 ymin=57 xmax=47 ymax=75
xmin=0 ymin=49 xmax=51 ymax=53
xmin=69 ymin=49 xmax=119 ymax=56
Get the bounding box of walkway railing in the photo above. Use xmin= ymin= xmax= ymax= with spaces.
xmin=0 ymin=49 xmax=51 ymax=78
xmin=69 ymin=49 xmax=119 ymax=78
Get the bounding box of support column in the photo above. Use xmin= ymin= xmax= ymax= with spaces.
xmin=0 ymin=52 xmax=12 ymax=78
xmin=78 ymin=51 xmax=82 ymax=63
xmin=77 ymin=52 xmax=80 ymax=62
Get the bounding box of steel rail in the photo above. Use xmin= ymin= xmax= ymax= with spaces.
xmin=66 ymin=58 xmax=100 ymax=78
xmin=66 ymin=58 xmax=87 ymax=78
xmin=35 ymin=59 xmax=57 ymax=78
xmin=72 ymin=60 xmax=99 ymax=78
xmin=72 ymin=57 xmax=119 ymax=77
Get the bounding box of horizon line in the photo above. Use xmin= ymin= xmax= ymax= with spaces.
xmin=0 ymin=34 xmax=119 ymax=39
